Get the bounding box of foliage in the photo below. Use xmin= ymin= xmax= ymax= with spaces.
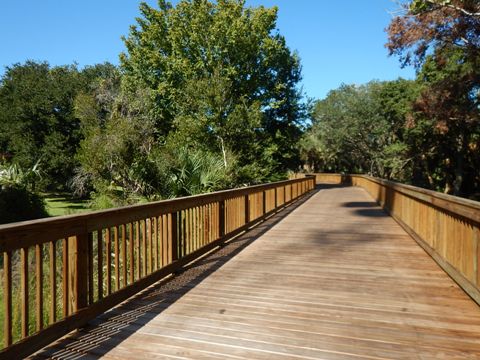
xmin=300 ymin=80 xmax=419 ymax=181
xmin=0 ymin=162 xmax=48 ymax=224
xmin=0 ymin=62 xmax=81 ymax=190
xmin=0 ymin=187 xmax=49 ymax=224
xmin=0 ymin=61 xmax=119 ymax=191
xmin=120 ymin=0 xmax=306 ymax=179
xmin=386 ymin=0 xmax=480 ymax=196
xmin=162 ymin=146 xmax=232 ymax=197
xmin=0 ymin=160 xmax=41 ymax=191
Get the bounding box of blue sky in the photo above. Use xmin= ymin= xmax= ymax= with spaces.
xmin=0 ymin=0 xmax=415 ymax=100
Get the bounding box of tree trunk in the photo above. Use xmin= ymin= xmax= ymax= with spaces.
xmin=453 ymin=134 xmax=466 ymax=196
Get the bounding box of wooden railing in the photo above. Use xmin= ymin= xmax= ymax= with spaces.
xmin=0 ymin=176 xmax=315 ymax=358
xmin=308 ymin=173 xmax=480 ymax=305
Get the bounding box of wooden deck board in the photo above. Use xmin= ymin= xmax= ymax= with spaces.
xmin=31 ymin=186 xmax=480 ymax=359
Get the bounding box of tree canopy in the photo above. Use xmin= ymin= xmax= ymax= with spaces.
xmin=386 ymin=0 xmax=480 ymax=195
xmin=121 ymin=0 xmax=306 ymax=178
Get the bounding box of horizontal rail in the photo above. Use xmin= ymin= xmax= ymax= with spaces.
xmin=308 ymin=173 xmax=480 ymax=305
xmin=0 ymin=176 xmax=315 ymax=359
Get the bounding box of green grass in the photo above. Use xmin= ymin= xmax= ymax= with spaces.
xmin=43 ymin=193 xmax=90 ymax=217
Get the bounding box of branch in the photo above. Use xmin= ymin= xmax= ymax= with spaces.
xmin=424 ymin=0 xmax=480 ymax=17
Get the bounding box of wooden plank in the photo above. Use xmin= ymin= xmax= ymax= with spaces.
xmin=219 ymin=200 xmax=225 ymax=238
xmin=97 ymin=230 xmax=103 ymax=300
xmin=129 ymin=223 xmax=134 ymax=285
xmin=73 ymin=233 xmax=89 ymax=312
xmin=135 ymin=221 xmax=140 ymax=280
xmin=171 ymin=212 xmax=178 ymax=262
xmin=62 ymin=238 xmax=69 ymax=317
xmin=49 ymin=241 xmax=56 ymax=324
xmin=105 ymin=228 xmax=111 ymax=296
xmin=87 ymin=233 xmax=93 ymax=305
xmin=35 ymin=243 xmax=43 ymax=331
xmin=114 ymin=226 xmax=119 ymax=291
xmin=121 ymin=224 xmax=127 ymax=287
xmin=20 ymin=247 xmax=29 ymax=338
xmin=3 ymin=251 xmax=12 ymax=347
xmin=142 ymin=220 xmax=147 ymax=277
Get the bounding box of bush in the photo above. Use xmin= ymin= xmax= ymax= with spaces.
xmin=0 ymin=186 xmax=48 ymax=224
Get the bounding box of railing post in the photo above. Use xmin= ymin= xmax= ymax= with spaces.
xmin=219 ymin=200 xmax=225 ymax=238
xmin=244 ymin=194 xmax=250 ymax=225
xmin=274 ymin=187 xmax=278 ymax=209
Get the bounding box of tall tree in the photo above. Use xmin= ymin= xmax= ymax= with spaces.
xmin=386 ymin=0 xmax=480 ymax=195
xmin=120 ymin=0 xmax=305 ymax=180
xmin=0 ymin=61 xmax=82 ymax=190
xmin=300 ymin=80 xmax=419 ymax=181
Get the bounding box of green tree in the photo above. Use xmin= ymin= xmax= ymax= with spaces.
xmin=0 ymin=61 xmax=83 ymax=190
xmin=300 ymin=80 xmax=419 ymax=181
xmin=386 ymin=0 xmax=480 ymax=196
xmin=120 ymin=0 xmax=305 ymax=181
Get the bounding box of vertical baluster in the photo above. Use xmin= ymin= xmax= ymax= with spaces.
xmin=171 ymin=212 xmax=178 ymax=262
xmin=274 ymin=187 xmax=278 ymax=209
xmin=219 ymin=200 xmax=225 ymax=238
xmin=158 ymin=217 xmax=163 ymax=268
xmin=142 ymin=220 xmax=147 ymax=276
xmin=182 ymin=210 xmax=187 ymax=256
xmin=129 ymin=223 xmax=134 ymax=284
xmin=49 ymin=241 xmax=56 ymax=324
xmin=193 ymin=207 xmax=198 ymax=251
xmin=35 ymin=244 xmax=43 ymax=331
xmin=88 ymin=233 xmax=94 ymax=305
xmin=153 ymin=217 xmax=158 ymax=271
xmin=20 ymin=247 xmax=29 ymax=338
xmin=162 ymin=215 xmax=168 ymax=265
xmin=97 ymin=230 xmax=103 ymax=300
xmin=3 ymin=251 xmax=12 ymax=347
xmin=136 ymin=221 xmax=141 ymax=280
xmin=148 ymin=219 xmax=153 ymax=274
xmin=105 ymin=228 xmax=111 ymax=296
xmin=62 ymin=238 xmax=69 ymax=317
xmin=114 ymin=226 xmax=120 ymax=291
xmin=122 ymin=224 xmax=127 ymax=287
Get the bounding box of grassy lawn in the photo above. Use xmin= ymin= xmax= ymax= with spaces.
xmin=43 ymin=193 xmax=90 ymax=217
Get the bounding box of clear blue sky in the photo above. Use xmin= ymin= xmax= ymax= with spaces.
xmin=0 ymin=0 xmax=415 ymax=100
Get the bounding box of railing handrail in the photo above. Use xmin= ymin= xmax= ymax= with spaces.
xmin=362 ymin=175 xmax=480 ymax=223
xmin=310 ymin=172 xmax=480 ymax=306
xmin=0 ymin=177 xmax=311 ymax=253
xmin=0 ymin=175 xmax=316 ymax=359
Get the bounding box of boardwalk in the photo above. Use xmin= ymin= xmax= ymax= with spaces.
xmin=32 ymin=186 xmax=480 ymax=359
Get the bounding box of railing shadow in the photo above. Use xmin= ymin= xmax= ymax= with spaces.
xmin=31 ymin=189 xmax=319 ymax=359
xmin=341 ymin=201 xmax=389 ymax=218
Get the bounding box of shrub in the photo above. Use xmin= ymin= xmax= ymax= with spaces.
xmin=0 ymin=186 xmax=48 ymax=224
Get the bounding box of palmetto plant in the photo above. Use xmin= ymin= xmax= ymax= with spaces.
xmin=0 ymin=160 xmax=42 ymax=190
xmin=168 ymin=147 xmax=229 ymax=197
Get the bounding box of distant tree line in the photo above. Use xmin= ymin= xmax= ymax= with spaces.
xmin=300 ymin=0 xmax=479 ymax=198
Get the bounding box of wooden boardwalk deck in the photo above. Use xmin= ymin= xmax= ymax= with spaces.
xmin=32 ymin=186 xmax=480 ymax=359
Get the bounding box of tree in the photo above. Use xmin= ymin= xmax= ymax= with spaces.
xmin=300 ymin=80 xmax=419 ymax=181
xmin=386 ymin=0 xmax=480 ymax=196
xmin=0 ymin=61 xmax=83 ymax=190
xmin=120 ymin=0 xmax=305 ymax=181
